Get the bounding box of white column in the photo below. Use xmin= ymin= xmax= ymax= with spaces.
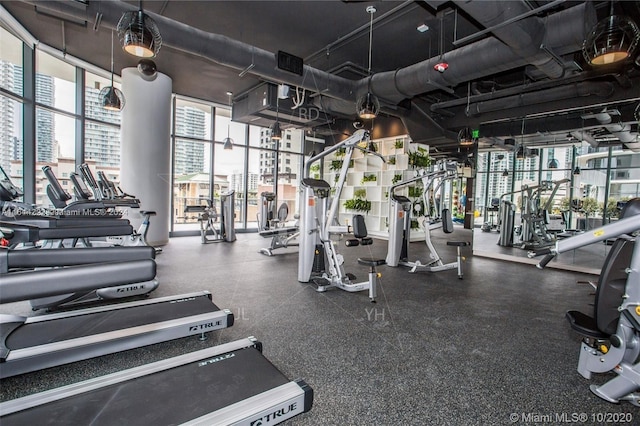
xmin=120 ymin=68 xmax=172 ymax=246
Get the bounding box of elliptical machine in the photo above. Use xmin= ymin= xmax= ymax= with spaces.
xmin=297 ymin=129 xmax=385 ymax=302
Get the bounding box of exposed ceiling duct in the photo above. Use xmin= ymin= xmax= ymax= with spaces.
xmin=14 ymin=0 xmax=635 ymax=154
xmin=19 ymin=1 xmax=594 ymax=109
xmin=583 ymin=109 xmax=640 ymax=152
xmin=368 ymin=2 xmax=595 ymax=104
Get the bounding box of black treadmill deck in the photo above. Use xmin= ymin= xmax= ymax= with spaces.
xmin=0 ymin=340 xmax=313 ymax=426
xmin=7 ymin=294 xmax=218 ymax=349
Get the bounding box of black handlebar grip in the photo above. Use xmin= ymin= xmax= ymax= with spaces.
xmin=536 ymin=254 xmax=555 ymax=269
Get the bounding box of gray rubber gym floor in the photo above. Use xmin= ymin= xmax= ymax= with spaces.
xmin=1 ymin=228 xmax=638 ymax=425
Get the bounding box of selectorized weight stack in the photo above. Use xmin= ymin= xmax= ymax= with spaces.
xmin=298 ymin=129 xmax=385 ymax=301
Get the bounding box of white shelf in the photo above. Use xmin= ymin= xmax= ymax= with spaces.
xmin=321 ymin=134 xmax=437 ymax=238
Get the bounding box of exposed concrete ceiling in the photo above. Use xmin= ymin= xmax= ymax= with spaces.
xmin=2 ymin=0 xmax=640 ymax=156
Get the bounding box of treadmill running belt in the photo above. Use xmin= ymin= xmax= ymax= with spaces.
xmin=0 ymin=346 xmax=290 ymax=425
xmin=7 ymin=295 xmax=218 ymax=350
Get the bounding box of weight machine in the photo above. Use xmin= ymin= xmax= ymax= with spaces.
xmin=257 ymin=192 xmax=299 ymax=256
xmin=297 ymin=129 xmax=385 ymax=301
xmin=497 ymin=178 xmax=569 ymax=250
xmin=531 ymin=198 xmax=640 ymax=406
xmin=386 ymin=162 xmax=469 ymax=278
xmin=184 ymin=190 xmax=236 ymax=244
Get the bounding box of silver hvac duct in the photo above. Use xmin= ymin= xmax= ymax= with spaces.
xmin=367 ymin=2 xmax=595 ymax=104
xmin=19 ymin=1 xmax=595 ymax=119
xmin=16 ymin=0 xmax=357 ymax=102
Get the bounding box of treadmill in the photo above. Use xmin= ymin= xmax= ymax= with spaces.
xmin=0 ymin=337 xmax=314 ymax=425
xmin=0 ymin=289 xmax=233 ymax=379
xmin=1 ymin=226 xmax=159 ymax=310
xmin=0 ymin=243 xmax=233 ymax=378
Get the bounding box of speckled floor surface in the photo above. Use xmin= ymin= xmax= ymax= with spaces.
xmin=1 ymin=228 xmax=637 ymax=425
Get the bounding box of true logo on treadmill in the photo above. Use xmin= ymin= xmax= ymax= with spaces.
xmin=249 ymin=402 xmax=298 ymax=425
xmin=188 ymin=321 xmax=222 ymax=332
xmin=116 ymin=285 xmax=143 ymax=293
xmin=198 ymin=353 xmax=235 ymax=367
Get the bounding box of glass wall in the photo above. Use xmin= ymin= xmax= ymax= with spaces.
xmin=169 ymin=97 xmax=306 ymax=234
xmin=0 ymin=27 xmax=24 ymax=199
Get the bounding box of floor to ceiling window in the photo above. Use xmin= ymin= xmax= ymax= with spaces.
xmin=0 ymin=26 xmax=24 ymax=199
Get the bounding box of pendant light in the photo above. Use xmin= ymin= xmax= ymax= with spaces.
xmin=223 ymin=92 xmax=234 ymax=150
xmin=270 ymin=96 xmax=282 ymax=141
xmin=99 ymin=30 xmax=125 ymax=111
xmin=356 ymin=6 xmax=380 ymax=120
xmin=582 ymin=2 xmax=640 ymax=66
xmin=117 ymin=3 xmax=162 ymax=58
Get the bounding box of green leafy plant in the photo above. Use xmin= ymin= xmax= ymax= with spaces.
xmin=344 ymin=188 xmax=371 ymax=213
xmin=309 ymin=163 xmax=320 ymax=178
xmin=410 ymin=219 xmax=420 ymax=229
xmin=394 ymin=139 xmax=404 ymax=149
xmin=387 ymin=156 xmax=396 ymax=165
xmin=408 ymin=149 xmax=431 ymax=169
xmin=353 ymin=188 xmax=367 ymax=199
xmin=361 ymin=174 xmax=377 ymax=184
xmin=603 ymin=197 xmax=631 ymax=219
xmin=392 ymin=174 xmax=403 ymax=185
xmin=329 ymin=160 xmax=343 ymax=171
xmin=335 ymin=147 xmax=346 ymax=157
xmin=344 ymin=198 xmax=371 ymax=213
xmin=408 ymin=185 xmax=423 ymax=199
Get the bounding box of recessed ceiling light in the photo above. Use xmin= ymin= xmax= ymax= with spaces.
xmin=417 ymin=24 xmax=429 ymax=33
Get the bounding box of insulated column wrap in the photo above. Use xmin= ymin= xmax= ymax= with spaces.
xmin=120 ymin=68 xmax=172 ymax=246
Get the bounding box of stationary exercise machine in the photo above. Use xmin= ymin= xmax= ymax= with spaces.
xmin=532 ymin=198 xmax=640 ymax=405
xmin=386 ymin=162 xmax=469 ymax=279
xmin=0 ymin=336 xmax=313 ymax=425
xmin=258 ymin=192 xmax=299 ymax=256
xmin=0 ymin=168 xmax=151 ymax=250
xmin=298 ymin=129 xmax=385 ymax=301
xmin=498 ymin=178 xmax=569 ymax=249
xmin=0 ymin=247 xmax=233 ymax=378
xmin=184 ymin=190 xmax=236 ymax=244
xmin=1 ymin=225 xmax=158 ymax=310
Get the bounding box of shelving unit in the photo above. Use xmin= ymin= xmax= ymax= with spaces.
xmin=323 ymin=135 xmax=430 ymax=239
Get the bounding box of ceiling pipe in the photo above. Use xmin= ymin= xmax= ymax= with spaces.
xmin=464 ymin=81 xmax=615 ymax=116
xmin=588 ymin=111 xmax=640 ymax=151
xmin=19 ymin=0 xmax=595 ymax=122
xmin=452 ymin=0 xmax=568 ymax=79
xmin=367 ymin=2 xmax=595 ymax=103
xmin=17 ymin=0 xmax=358 ymax=102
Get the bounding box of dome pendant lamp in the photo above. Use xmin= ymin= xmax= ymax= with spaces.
xmin=117 ymin=3 xmax=162 ymax=58
xmin=582 ymin=2 xmax=640 ymax=66
xmin=356 ymin=6 xmax=380 ymax=120
xmin=100 ymin=30 xmax=125 ymax=111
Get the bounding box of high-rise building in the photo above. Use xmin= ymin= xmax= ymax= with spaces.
xmin=35 ymin=73 xmax=55 ymax=163
xmin=84 ymin=85 xmax=121 ymax=168
xmin=174 ymin=105 xmax=206 ymax=175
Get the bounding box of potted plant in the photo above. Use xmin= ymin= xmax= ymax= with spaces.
xmin=361 ymin=174 xmax=377 ymax=184
xmin=344 ymin=188 xmax=371 ymax=213
xmin=408 ymin=149 xmax=431 ymax=169
xmin=392 ymin=174 xmax=403 ymax=185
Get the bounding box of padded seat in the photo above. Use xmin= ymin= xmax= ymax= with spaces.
xmin=357 ymin=257 xmax=386 ymax=267
xmin=446 ymin=241 xmax=469 ymax=247
xmin=565 ymin=310 xmax=609 ymax=339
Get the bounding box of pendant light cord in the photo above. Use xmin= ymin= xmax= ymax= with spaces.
xmin=367 ymin=8 xmax=374 ymax=74
xmin=110 ymin=29 xmax=115 ymax=87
